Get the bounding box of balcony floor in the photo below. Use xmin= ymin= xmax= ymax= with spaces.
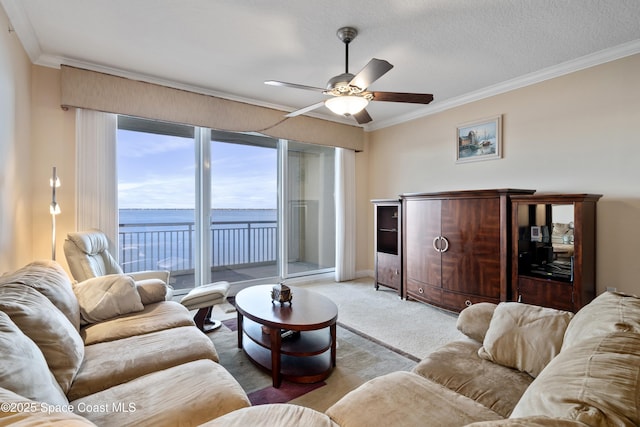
xmin=170 ymin=261 xmax=324 ymax=293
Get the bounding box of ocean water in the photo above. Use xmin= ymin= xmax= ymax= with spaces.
xmin=119 ymin=208 xmax=277 ymax=225
xmin=118 ymin=209 xmax=277 ymax=271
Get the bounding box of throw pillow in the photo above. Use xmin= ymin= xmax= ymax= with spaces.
xmin=0 ymin=311 xmax=69 ymax=406
xmin=73 ymin=274 xmax=144 ymax=324
xmin=478 ymin=302 xmax=573 ymax=378
xmin=0 ymin=284 xmax=84 ymax=394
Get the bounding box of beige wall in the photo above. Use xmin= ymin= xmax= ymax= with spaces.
xmin=0 ymin=5 xmax=76 ymax=274
xmin=0 ymin=7 xmax=32 ymax=272
xmin=30 ymin=66 xmax=76 ymax=268
xmin=361 ymin=54 xmax=640 ymax=295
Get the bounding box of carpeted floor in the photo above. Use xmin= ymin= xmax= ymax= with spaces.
xmin=206 ymin=276 xmax=465 ymax=411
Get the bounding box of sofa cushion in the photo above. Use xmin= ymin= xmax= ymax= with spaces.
xmin=0 ymin=284 xmax=84 ymax=394
xmin=0 ymin=259 xmax=81 ymax=331
xmin=68 ymin=325 xmax=219 ymax=400
xmin=71 ymin=359 xmax=250 ymax=427
xmin=478 ymin=302 xmax=573 ymax=377
xmin=80 ymin=300 xmax=195 ymax=345
xmin=0 ymin=387 xmax=96 ymax=426
xmin=0 ymin=312 xmax=69 ymax=406
xmin=199 ymin=404 xmax=339 ymax=427
xmin=562 ymin=291 xmax=640 ymax=351
xmin=325 ymin=371 xmax=503 ymax=427
xmin=413 ymin=339 xmax=533 ymax=418
xmin=457 ymin=302 xmax=498 ymax=343
xmin=512 ymin=331 xmax=640 ymax=426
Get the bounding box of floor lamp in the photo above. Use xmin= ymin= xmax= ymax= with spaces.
xmin=50 ymin=167 xmax=61 ymax=260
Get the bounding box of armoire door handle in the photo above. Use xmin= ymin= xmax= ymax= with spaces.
xmin=432 ymin=237 xmax=441 ymax=252
xmin=440 ymin=236 xmax=449 ymax=253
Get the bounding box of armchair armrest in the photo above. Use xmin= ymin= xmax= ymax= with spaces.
xmin=127 ymin=270 xmax=170 ymax=283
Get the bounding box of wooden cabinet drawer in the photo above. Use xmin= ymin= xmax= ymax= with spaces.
xmin=441 ymin=291 xmax=500 ymax=313
xmin=405 ymin=279 xmax=442 ymax=305
xmin=518 ymin=276 xmax=574 ymax=311
xmin=376 ymin=252 xmax=401 ymax=291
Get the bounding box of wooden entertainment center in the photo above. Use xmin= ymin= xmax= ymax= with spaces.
xmin=373 ymin=189 xmax=600 ymax=313
xmin=510 ymin=193 xmax=602 ymax=312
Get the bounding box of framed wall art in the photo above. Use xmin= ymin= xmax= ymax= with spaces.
xmin=456 ymin=115 xmax=502 ymax=163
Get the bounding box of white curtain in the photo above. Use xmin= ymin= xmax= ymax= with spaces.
xmin=75 ymin=109 xmax=119 ymax=250
xmin=335 ymin=147 xmax=356 ymax=281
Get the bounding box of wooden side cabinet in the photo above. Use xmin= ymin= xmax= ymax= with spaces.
xmin=510 ymin=194 xmax=602 ymax=312
xmin=372 ymin=199 xmax=402 ymax=296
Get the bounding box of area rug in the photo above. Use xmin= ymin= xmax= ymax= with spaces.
xmin=209 ymin=318 xmax=418 ymax=412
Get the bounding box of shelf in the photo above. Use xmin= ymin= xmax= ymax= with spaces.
xmin=242 ymin=333 xmax=333 ymax=383
xmin=243 ymin=318 xmax=332 ymax=356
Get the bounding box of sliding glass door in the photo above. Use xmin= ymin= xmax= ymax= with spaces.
xmin=117 ymin=116 xmax=334 ymax=293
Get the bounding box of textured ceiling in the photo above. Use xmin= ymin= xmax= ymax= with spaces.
xmin=3 ymin=0 xmax=640 ymax=130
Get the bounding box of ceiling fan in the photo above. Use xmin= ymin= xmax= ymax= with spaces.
xmin=265 ymin=26 xmax=434 ymax=124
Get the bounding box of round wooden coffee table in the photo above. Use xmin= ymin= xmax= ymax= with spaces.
xmin=235 ymin=285 xmax=338 ymax=388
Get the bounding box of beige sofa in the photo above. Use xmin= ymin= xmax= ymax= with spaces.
xmin=0 ymin=260 xmax=250 ymax=426
xmin=204 ymin=290 xmax=640 ymax=427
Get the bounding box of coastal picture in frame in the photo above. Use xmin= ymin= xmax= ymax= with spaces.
xmin=456 ymin=115 xmax=502 ymax=163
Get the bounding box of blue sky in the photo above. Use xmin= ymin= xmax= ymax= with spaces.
xmin=117 ymin=130 xmax=277 ymax=209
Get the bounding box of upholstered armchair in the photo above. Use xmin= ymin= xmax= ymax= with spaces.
xmin=64 ymin=229 xmax=173 ymax=302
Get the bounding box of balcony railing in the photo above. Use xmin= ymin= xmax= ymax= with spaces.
xmin=118 ymin=220 xmax=277 ymax=276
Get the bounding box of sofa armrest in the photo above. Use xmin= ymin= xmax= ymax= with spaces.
xmin=127 ymin=270 xmax=172 ymax=303
xmin=465 ymin=416 xmax=590 ymax=426
xmin=456 ymin=302 xmax=497 ymax=343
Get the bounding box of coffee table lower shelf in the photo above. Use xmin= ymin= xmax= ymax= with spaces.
xmin=241 ymin=319 xmax=334 ymax=385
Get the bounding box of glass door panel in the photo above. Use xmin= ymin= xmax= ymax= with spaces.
xmin=116 ymin=116 xmax=196 ymax=292
xmin=210 ymin=132 xmax=278 ymax=283
xmin=286 ymin=141 xmax=335 ymax=277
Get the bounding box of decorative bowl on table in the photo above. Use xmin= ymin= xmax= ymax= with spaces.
xmin=271 ymin=283 xmax=292 ymax=305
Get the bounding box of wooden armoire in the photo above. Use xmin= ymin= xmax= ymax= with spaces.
xmin=401 ymin=189 xmax=535 ymax=312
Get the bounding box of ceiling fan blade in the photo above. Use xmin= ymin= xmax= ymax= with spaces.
xmin=265 ymin=80 xmax=326 ymax=93
xmin=353 ymin=109 xmax=373 ymax=124
xmin=284 ymin=101 xmax=326 ymax=118
xmin=371 ymin=91 xmax=434 ymax=104
xmin=349 ymin=59 xmax=393 ymax=90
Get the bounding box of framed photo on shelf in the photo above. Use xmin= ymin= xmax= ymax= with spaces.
xmin=456 ymin=115 xmax=502 ymax=163
xmin=530 ymin=226 xmax=542 ymax=242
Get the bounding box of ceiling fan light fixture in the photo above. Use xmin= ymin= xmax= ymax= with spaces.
xmin=325 ymin=95 xmax=368 ymax=116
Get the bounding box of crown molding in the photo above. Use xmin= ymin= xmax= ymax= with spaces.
xmin=1 ymin=0 xmax=42 ymax=62
xmin=365 ymin=39 xmax=640 ymax=131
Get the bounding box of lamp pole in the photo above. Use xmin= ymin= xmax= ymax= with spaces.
xmin=50 ymin=167 xmax=61 ymax=260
